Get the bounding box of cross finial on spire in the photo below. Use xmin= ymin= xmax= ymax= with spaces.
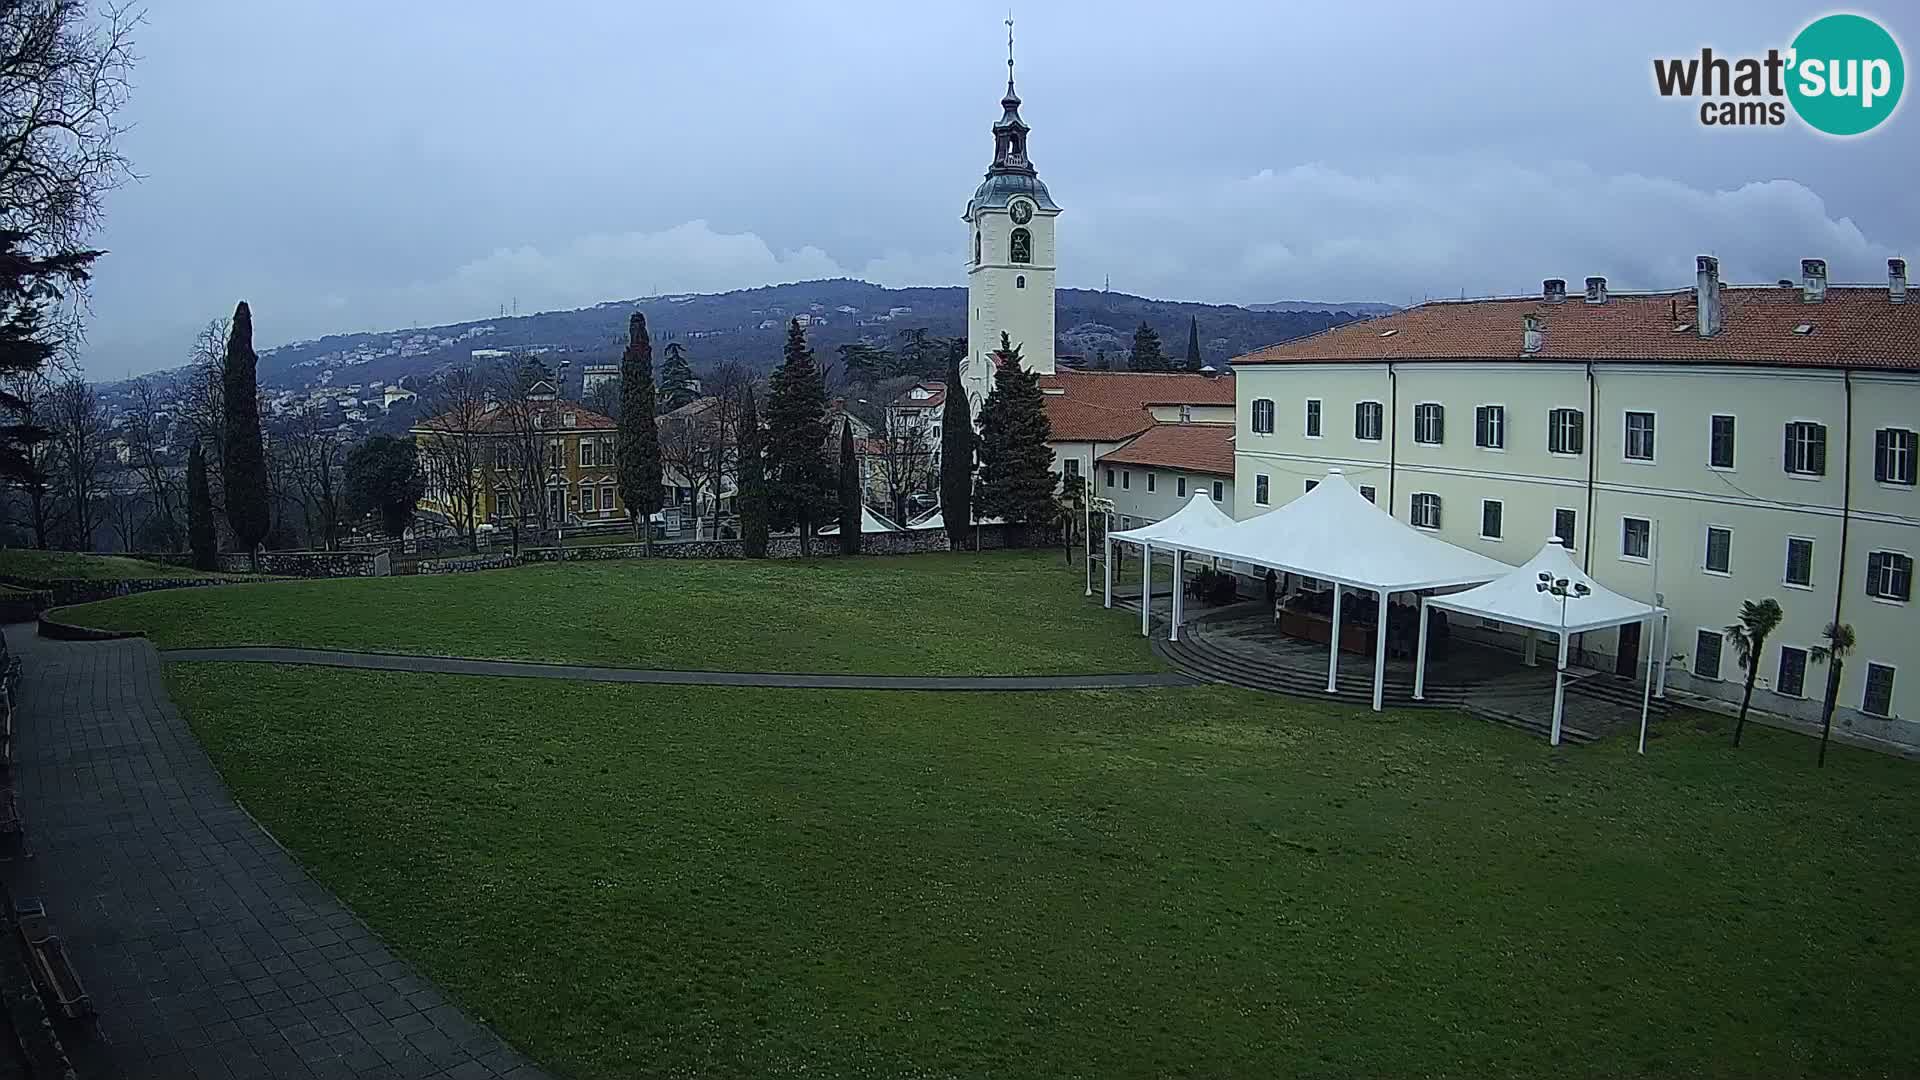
xmin=1006 ymin=12 xmax=1015 ymax=86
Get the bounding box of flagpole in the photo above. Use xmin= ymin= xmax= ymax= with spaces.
xmin=1083 ymin=471 xmax=1094 ymax=596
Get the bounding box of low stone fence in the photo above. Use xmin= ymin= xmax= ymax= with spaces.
xmin=0 ymin=574 xmax=280 ymax=609
xmin=418 ymin=553 xmax=517 ymax=575
xmin=210 ymin=550 xmax=389 ymax=578
xmin=406 ymin=524 xmax=1023 ymax=574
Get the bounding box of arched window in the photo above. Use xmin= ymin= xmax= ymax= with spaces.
xmin=1016 ymin=275 xmax=1026 ymax=289
xmin=974 ymin=230 xmax=981 ymax=265
xmin=1010 ymin=227 xmax=1031 ymax=264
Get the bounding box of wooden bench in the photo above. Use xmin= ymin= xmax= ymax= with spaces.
xmin=14 ymin=900 xmax=91 ymax=1021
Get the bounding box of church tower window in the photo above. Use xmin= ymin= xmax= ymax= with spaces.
xmin=1016 ymin=275 xmax=1026 ymax=289
xmin=1010 ymin=227 xmax=1031 ymax=264
xmin=974 ymin=230 xmax=981 ymax=265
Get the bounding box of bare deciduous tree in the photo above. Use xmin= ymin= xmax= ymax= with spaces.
xmin=494 ymin=356 xmax=559 ymax=551
xmin=282 ymin=408 xmax=348 ymax=550
xmin=119 ymin=374 xmax=179 ymax=547
xmin=49 ymin=372 xmax=105 ymax=548
xmin=415 ymin=364 xmax=492 ymax=552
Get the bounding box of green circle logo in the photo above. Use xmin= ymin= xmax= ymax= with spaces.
xmin=1787 ymin=13 xmax=1904 ymax=136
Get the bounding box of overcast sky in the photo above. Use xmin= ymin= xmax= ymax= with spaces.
xmin=79 ymin=0 xmax=1918 ymax=379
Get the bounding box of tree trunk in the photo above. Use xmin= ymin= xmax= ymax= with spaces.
xmin=1818 ymin=660 xmax=1842 ymax=767
xmin=1734 ymin=670 xmax=1758 ymax=746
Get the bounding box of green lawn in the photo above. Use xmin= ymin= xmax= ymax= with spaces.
xmin=64 ymin=551 xmax=1155 ymax=675
xmin=0 ymin=549 xmax=223 ymax=581
xmin=169 ymin=664 xmax=1920 ymax=1079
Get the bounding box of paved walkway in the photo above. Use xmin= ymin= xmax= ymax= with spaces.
xmin=1 ymin=626 xmax=549 ymax=1080
xmin=160 ymin=646 xmax=1195 ymax=691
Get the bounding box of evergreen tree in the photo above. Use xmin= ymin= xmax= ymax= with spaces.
xmin=617 ymin=313 xmax=664 ymax=551
xmin=737 ymin=386 xmax=769 ymax=557
xmin=1128 ymin=321 xmax=1167 ymax=372
xmin=657 ymin=340 xmax=698 ymax=414
xmin=975 ymin=333 xmax=1057 ymax=539
xmin=837 ymin=420 xmax=861 ymax=555
xmin=344 ymin=435 xmax=426 ymax=538
xmin=221 ymin=302 xmax=270 ymax=562
xmin=764 ymin=319 xmax=833 ymax=556
xmin=939 ymin=341 xmax=975 ymax=551
xmin=1185 ymin=316 xmax=1202 ymax=370
xmin=0 ymin=232 xmax=94 ymax=493
xmin=186 ymin=441 xmax=217 ymax=570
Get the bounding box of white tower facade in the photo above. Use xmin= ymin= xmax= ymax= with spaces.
xmin=962 ymin=41 xmax=1059 ymax=408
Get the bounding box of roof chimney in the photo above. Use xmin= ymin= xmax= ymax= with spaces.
xmin=1695 ymin=255 xmax=1721 ymax=337
xmin=1584 ymin=276 xmax=1608 ymax=305
xmin=1891 ymin=258 xmax=1909 ymax=304
xmin=1522 ymin=313 xmax=1544 ymax=354
xmin=1800 ymin=258 xmax=1828 ymax=303
xmin=1543 ymin=278 xmax=1567 ymax=304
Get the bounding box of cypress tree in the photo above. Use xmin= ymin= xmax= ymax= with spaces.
xmin=737 ymin=386 xmax=769 ymax=557
xmin=939 ymin=342 xmax=975 ymax=551
xmin=186 ymin=441 xmax=217 ymax=570
xmin=221 ymin=302 xmax=270 ymax=563
xmin=975 ymin=333 xmax=1056 ymax=541
xmin=658 ymin=340 xmax=698 ymax=414
xmin=1185 ymin=316 xmax=1202 ymax=370
xmin=764 ymin=319 xmax=833 ymax=556
xmin=1128 ymin=321 xmax=1167 ymax=372
xmin=617 ymin=312 xmax=664 ymax=551
xmin=837 ymin=420 xmax=861 ymax=555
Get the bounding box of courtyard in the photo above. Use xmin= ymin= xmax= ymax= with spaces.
xmin=42 ymin=552 xmax=1920 ymax=1078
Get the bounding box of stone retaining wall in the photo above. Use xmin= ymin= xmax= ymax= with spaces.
xmin=0 ymin=575 xmax=281 ymax=608
xmin=418 ymin=553 xmax=517 ymax=575
xmin=410 ymin=524 xmax=1023 ymax=573
xmin=210 ymin=550 xmax=388 ymax=577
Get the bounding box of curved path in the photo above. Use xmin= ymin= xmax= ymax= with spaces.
xmin=161 ymin=646 xmax=1196 ymax=691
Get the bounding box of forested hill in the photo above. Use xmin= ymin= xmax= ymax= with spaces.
xmin=185 ymin=280 xmax=1374 ymax=396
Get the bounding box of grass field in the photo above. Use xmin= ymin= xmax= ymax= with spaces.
xmin=168 ymin=663 xmax=1920 ymax=1080
xmin=0 ymin=549 xmax=225 ymax=581
xmin=64 ymin=551 xmax=1155 ymax=675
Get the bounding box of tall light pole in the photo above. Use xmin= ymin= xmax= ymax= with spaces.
xmin=1536 ymin=571 xmax=1591 ymax=747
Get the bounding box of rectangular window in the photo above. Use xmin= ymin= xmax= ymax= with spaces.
xmin=1554 ymin=508 xmax=1577 ymax=550
xmin=1255 ymin=474 xmax=1270 ymax=505
xmin=1305 ymin=399 xmax=1322 ymax=438
xmin=1481 ymin=499 xmax=1503 ymax=540
xmin=1360 ymin=485 xmax=1377 ymax=504
xmin=1355 ymin=401 xmax=1384 ymax=441
xmin=1624 ymin=411 xmax=1656 ymax=461
xmin=1876 ymin=427 xmax=1918 ymax=485
xmin=1475 ymin=405 xmax=1505 ymax=449
xmin=1064 ymin=458 xmax=1080 ymax=479
xmin=1105 ymin=468 xmax=1114 ymax=487
xmin=1704 ymin=526 xmax=1732 ymax=574
xmin=1784 ymin=421 xmax=1827 ymax=476
xmin=548 ymin=441 xmax=563 ymax=468
xmin=1121 ymin=470 xmax=1131 ymax=490
xmin=580 ymin=440 xmax=596 ymax=468
xmin=1710 ymin=414 xmax=1737 ymax=469
xmin=1211 ymin=480 xmax=1224 ymax=502
xmin=1622 ymin=516 xmax=1651 ymax=560
xmin=1785 ymin=537 xmax=1814 ymax=587
xmin=1176 ymin=476 xmax=1186 ymax=497
xmin=1776 ymin=646 xmax=1808 ymax=698
xmin=1694 ymin=629 xmax=1725 ymax=680
xmin=1251 ymin=398 xmax=1275 ymax=434
xmin=580 ymin=486 xmax=596 ymax=513
xmin=1413 ymin=403 xmax=1444 ymax=445
xmin=1866 ymin=551 xmax=1913 ymax=601
xmin=1862 ymin=663 xmax=1896 ymax=717
xmin=1146 ymin=472 xmax=1156 ymax=493
xmin=601 ymin=485 xmax=616 ymax=512
xmin=1548 ymin=408 xmax=1584 ymax=456
xmin=1411 ymin=493 xmax=1442 ymax=530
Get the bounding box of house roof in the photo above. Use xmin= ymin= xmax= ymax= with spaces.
xmin=414 ymin=399 xmax=616 ymax=435
xmin=889 ymin=382 xmax=947 ymax=410
xmin=1234 ymin=284 xmax=1920 ymax=370
xmin=1040 ymin=369 xmax=1236 ymax=442
xmin=1096 ymin=423 xmax=1236 ymax=475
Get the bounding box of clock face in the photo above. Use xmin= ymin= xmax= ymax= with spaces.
xmin=1009 ymin=200 xmax=1033 ymax=225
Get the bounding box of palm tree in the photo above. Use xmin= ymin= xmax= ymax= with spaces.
xmin=1808 ymin=621 xmax=1857 ymax=768
xmin=1727 ymin=598 xmax=1784 ymax=747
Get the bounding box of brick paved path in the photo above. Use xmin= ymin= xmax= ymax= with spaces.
xmin=0 ymin=626 xmax=550 ymax=1080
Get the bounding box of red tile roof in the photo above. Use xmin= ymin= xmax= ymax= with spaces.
xmin=1097 ymin=423 xmax=1236 ymax=475
xmin=889 ymin=382 xmax=948 ymax=410
xmin=1040 ymin=369 xmax=1236 ymax=442
xmin=1235 ymin=285 xmax=1919 ymax=370
xmin=414 ymin=400 xmax=616 ymax=435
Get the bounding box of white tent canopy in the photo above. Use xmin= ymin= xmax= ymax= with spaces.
xmin=819 ymin=505 xmax=903 ymax=535
xmin=1110 ymin=490 xmax=1237 ymax=547
xmin=905 ymin=508 xmax=1005 ymax=531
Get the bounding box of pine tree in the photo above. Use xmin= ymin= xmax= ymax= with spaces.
xmin=0 ymin=232 xmax=95 ymax=493
xmin=221 ymin=302 xmax=270 ymax=563
xmin=837 ymin=419 xmax=861 ymax=555
xmin=939 ymin=341 xmax=975 ymax=551
xmin=617 ymin=313 xmax=664 ymax=551
xmin=657 ymin=340 xmax=698 ymax=414
xmin=1185 ymin=316 xmax=1202 ymax=370
xmin=975 ymin=333 xmax=1057 ymax=539
xmin=1128 ymin=321 xmax=1167 ymax=372
xmin=737 ymin=386 xmax=769 ymax=557
xmin=187 ymin=441 xmax=217 ymax=570
xmin=764 ymin=319 xmax=833 ymax=556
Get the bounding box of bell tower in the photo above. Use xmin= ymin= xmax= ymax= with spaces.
xmin=962 ymin=17 xmax=1059 ymax=407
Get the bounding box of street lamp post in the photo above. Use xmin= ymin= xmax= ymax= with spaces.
xmin=1535 ymin=571 xmax=1591 ymax=747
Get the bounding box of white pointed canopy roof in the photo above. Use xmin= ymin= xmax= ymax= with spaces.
xmin=819 ymin=505 xmax=903 ymax=535
xmin=1109 ymin=491 xmax=1237 ymax=547
xmin=1164 ymin=469 xmax=1510 ymax=592
xmin=1424 ymin=538 xmax=1665 ymax=633
xmin=905 ymin=508 xmax=1005 ymax=531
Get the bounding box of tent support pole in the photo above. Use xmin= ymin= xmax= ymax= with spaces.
xmin=1654 ymin=614 xmax=1669 ymax=698
xmin=1371 ymin=588 xmax=1389 ymax=712
xmin=1524 ymin=628 xmax=1538 ymax=667
xmin=1638 ymin=614 xmax=1655 ymax=755
xmin=1551 ymin=630 xmax=1569 ymax=747
xmin=1413 ymin=597 xmax=1430 ymax=701
xmin=1171 ymin=549 xmax=1185 ymax=642
xmin=1326 ymin=583 xmax=1343 ymax=693
xmin=1140 ymin=542 xmax=1152 ymax=637
xmin=1102 ymin=534 xmax=1113 ymax=609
